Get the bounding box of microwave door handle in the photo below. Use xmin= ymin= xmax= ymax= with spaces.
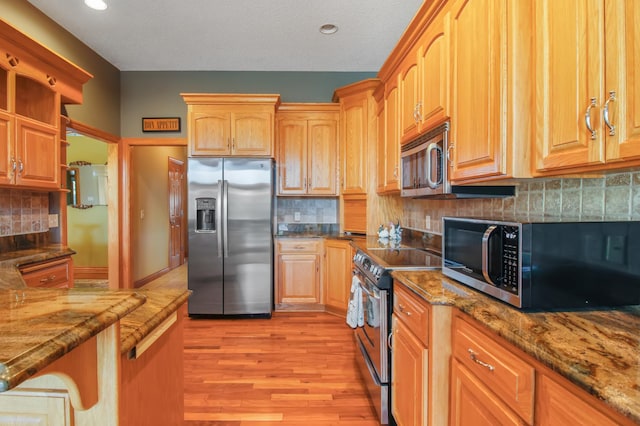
xmin=425 ymin=143 xmax=437 ymax=189
xmin=482 ymin=225 xmax=498 ymax=285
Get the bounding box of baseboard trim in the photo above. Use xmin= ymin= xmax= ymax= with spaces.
xmin=134 ymin=267 xmax=171 ymax=288
xmin=75 ymin=267 xmax=108 ymax=280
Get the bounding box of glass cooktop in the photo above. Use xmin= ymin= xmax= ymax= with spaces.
xmin=365 ymin=247 xmax=442 ymax=269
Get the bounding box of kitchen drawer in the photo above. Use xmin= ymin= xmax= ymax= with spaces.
xmin=394 ymin=283 xmax=429 ymax=346
xmin=20 ymin=257 xmax=73 ymax=288
xmin=453 ymin=315 xmax=534 ymax=424
xmin=276 ymin=239 xmax=321 ymax=253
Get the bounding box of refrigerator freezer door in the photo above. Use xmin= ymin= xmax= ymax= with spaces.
xmin=188 ymin=158 xmax=224 ymax=315
xmin=223 ymin=158 xmax=273 ymax=314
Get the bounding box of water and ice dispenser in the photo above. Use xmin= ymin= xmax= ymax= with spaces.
xmin=195 ymin=197 xmax=216 ymax=232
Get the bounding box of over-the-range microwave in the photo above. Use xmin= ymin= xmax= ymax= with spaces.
xmin=442 ymin=217 xmax=640 ymax=310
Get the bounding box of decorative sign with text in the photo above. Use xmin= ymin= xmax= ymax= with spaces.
xmin=142 ymin=117 xmax=181 ymax=132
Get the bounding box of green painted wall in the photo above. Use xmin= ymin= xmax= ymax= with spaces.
xmin=121 ymin=71 xmax=376 ymax=137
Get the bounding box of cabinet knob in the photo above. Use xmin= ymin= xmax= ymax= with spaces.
xmin=6 ymin=54 xmax=19 ymax=67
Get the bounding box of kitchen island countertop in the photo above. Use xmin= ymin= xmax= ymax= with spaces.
xmin=392 ymin=269 xmax=640 ymax=424
xmin=0 ymin=288 xmax=146 ymax=391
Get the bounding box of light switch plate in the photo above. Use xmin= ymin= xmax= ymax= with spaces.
xmin=294 ymin=212 xmax=301 ymax=222
xmin=48 ymin=214 xmax=59 ymax=228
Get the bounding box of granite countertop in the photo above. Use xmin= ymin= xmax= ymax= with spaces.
xmin=0 ymin=245 xmax=76 ymax=290
xmin=0 ymin=246 xmax=191 ymax=391
xmin=119 ymin=288 xmax=191 ymax=356
xmin=0 ymin=288 xmax=145 ymax=392
xmin=392 ymin=270 xmax=640 ymax=423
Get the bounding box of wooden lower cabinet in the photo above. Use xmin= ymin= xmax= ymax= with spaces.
xmin=275 ymin=239 xmax=322 ymax=311
xmin=391 ymin=283 xmax=451 ymax=426
xmin=20 ymin=256 xmax=74 ymax=288
xmin=451 ymin=311 xmax=637 ymax=426
xmin=450 ymin=359 xmax=525 ymax=426
xmin=535 ymin=372 xmax=635 ymax=426
xmin=323 ymin=239 xmax=353 ymax=315
xmin=391 ymin=314 xmax=426 ymax=426
xmin=0 ymin=390 xmax=72 ymax=426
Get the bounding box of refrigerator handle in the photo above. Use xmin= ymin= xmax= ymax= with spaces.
xmin=223 ymin=179 xmax=229 ymax=258
xmin=216 ymin=180 xmax=223 ymax=258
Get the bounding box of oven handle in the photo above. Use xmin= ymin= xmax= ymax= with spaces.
xmin=482 ymin=225 xmax=498 ymax=286
xmin=353 ymin=269 xmax=381 ymax=300
xmin=360 ymin=282 xmax=380 ymax=300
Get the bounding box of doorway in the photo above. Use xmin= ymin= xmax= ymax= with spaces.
xmin=168 ymin=157 xmax=185 ymax=269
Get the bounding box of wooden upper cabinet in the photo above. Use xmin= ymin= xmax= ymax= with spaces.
xmin=182 ymin=94 xmax=281 ymax=157
xmin=448 ymin=0 xmax=531 ymax=182
xmin=396 ymin=2 xmax=449 ymax=146
xmin=535 ymin=0 xmax=640 ymax=174
xmin=448 ymin=0 xmax=505 ymax=181
xmin=333 ymin=79 xmax=380 ymax=195
xmin=191 ymin=109 xmax=231 ymax=155
xmin=0 ymin=23 xmax=91 ymax=191
xmin=399 ymin=53 xmax=421 ymax=144
xmin=276 ymin=104 xmax=339 ymax=196
xmin=418 ymin=12 xmax=449 ymax=132
xmin=375 ymin=82 xmax=400 ymax=195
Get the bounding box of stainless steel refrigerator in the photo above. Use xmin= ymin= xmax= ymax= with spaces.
xmin=187 ymin=157 xmax=273 ymax=316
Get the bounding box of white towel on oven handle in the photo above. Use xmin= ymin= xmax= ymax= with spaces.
xmin=346 ymin=274 xmax=364 ymax=328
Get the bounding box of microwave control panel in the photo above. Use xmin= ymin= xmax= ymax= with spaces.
xmin=501 ymin=226 xmax=520 ymax=293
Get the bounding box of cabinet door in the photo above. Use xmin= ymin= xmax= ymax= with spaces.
xmin=534 ymin=0 xmax=605 ymax=172
xmin=307 ymin=119 xmax=338 ymax=195
xmin=391 ymin=315 xmax=426 ymax=426
xmin=0 ymin=110 xmax=12 ymax=185
xmin=277 ymin=119 xmax=307 ymax=195
xmin=399 ymin=54 xmax=420 ymax=145
xmin=323 ymin=239 xmax=352 ymax=314
xmin=449 ymin=0 xmax=506 ymax=181
xmin=536 ymin=374 xmax=623 ymax=426
xmin=605 ymin=0 xmax=640 ymax=162
xmin=383 ymin=85 xmax=400 ymax=193
xmin=419 ymin=13 xmax=449 ymax=131
xmin=0 ymin=390 xmax=71 ymax=426
xmin=277 ymin=253 xmax=320 ymax=305
xmin=190 ymin=110 xmax=231 ymax=156
xmin=232 ymin=112 xmax=273 ymax=156
xmin=450 ymin=359 xmax=525 ymax=426
xmin=341 ymin=97 xmax=368 ymax=194
xmin=15 ymin=118 xmax=59 ymax=189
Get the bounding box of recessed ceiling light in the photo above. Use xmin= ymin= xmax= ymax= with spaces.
xmin=319 ymin=24 xmax=338 ymax=35
xmin=84 ymin=0 xmax=107 ymax=11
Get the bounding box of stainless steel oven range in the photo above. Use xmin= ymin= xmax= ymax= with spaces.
xmin=351 ymin=246 xmax=441 ymax=424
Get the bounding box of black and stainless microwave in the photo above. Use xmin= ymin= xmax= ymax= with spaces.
xmin=442 ymin=217 xmax=640 ymax=310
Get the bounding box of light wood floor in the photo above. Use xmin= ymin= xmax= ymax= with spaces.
xmin=144 ymin=264 xmax=379 ymax=425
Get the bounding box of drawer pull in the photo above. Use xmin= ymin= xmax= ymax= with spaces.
xmin=39 ymin=274 xmax=57 ymax=283
xmin=398 ymin=304 xmax=411 ymax=316
xmin=468 ymin=348 xmax=495 ymax=372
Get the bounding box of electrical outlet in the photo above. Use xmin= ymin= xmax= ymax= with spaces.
xmin=48 ymin=214 xmax=59 ymax=228
xmin=294 ymin=211 xmax=301 ymax=222
xmin=425 ymin=215 xmax=431 ymax=230
xmin=140 ymin=209 xmax=145 ymax=220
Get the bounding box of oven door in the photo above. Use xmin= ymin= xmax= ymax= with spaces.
xmin=353 ymin=270 xmax=389 ymax=384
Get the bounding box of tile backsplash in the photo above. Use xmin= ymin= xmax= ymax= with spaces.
xmin=401 ymin=170 xmax=640 ymax=234
xmin=276 ymin=197 xmax=338 ymax=224
xmin=0 ymin=189 xmax=49 ymax=236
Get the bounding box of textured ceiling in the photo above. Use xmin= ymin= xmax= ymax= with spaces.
xmin=26 ymin=0 xmax=423 ymax=72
